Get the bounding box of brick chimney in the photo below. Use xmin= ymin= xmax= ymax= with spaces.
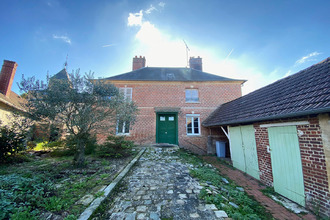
xmin=189 ymin=56 xmax=202 ymax=71
xmin=0 ymin=60 xmax=18 ymax=97
xmin=132 ymin=56 xmax=146 ymax=71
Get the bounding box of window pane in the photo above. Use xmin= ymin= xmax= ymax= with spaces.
xmin=124 ymin=121 xmax=130 ymax=133
xmin=187 ymin=117 xmax=192 ymax=134
xmin=194 ymin=118 xmax=199 ymax=134
xmin=126 ymin=88 xmax=132 ymax=102
xmin=185 ymin=89 xmax=199 ymax=102
xmin=117 ymin=120 xmax=123 ymax=133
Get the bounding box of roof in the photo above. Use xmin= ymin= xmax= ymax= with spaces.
xmin=0 ymin=91 xmax=26 ymax=112
xmin=104 ymin=67 xmax=245 ymax=82
xmin=203 ymin=57 xmax=330 ymax=127
xmin=51 ymin=68 xmax=70 ymax=81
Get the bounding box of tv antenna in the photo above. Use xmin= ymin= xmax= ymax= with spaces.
xmin=64 ymin=54 xmax=68 ymax=69
xmin=183 ymin=40 xmax=190 ymax=67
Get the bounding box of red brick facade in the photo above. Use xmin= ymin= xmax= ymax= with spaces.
xmin=244 ymin=116 xmax=329 ymax=216
xmin=108 ymin=81 xmax=242 ymax=154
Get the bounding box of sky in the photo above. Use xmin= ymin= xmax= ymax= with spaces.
xmin=1 ymin=0 xmax=329 ymax=95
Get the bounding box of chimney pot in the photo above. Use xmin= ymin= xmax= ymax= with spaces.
xmin=132 ymin=56 xmax=146 ymax=71
xmin=0 ymin=60 xmax=18 ymax=97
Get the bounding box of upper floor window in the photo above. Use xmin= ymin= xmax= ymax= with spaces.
xmin=185 ymin=89 xmax=199 ymax=102
xmin=119 ymin=87 xmax=132 ymax=102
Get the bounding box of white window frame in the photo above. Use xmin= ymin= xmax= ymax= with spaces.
xmin=185 ymin=89 xmax=199 ymax=103
xmin=116 ymin=120 xmax=130 ymax=135
xmin=186 ymin=114 xmax=201 ymax=135
xmin=119 ymin=87 xmax=132 ymax=102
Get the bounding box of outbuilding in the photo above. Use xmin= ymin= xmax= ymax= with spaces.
xmin=203 ymin=57 xmax=330 ymax=217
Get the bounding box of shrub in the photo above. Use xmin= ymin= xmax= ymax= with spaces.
xmin=0 ymin=125 xmax=26 ymax=163
xmin=95 ymin=135 xmax=134 ymax=158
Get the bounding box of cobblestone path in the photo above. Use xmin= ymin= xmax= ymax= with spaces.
xmin=106 ymin=147 xmax=220 ymax=220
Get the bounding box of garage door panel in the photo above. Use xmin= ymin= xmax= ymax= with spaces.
xmin=230 ymin=125 xmax=260 ymax=180
xmin=268 ymin=126 xmax=305 ymax=206
xmin=230 ymin=126 xmax=246 ymax=172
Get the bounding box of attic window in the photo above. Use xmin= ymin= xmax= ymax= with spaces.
xmin=166 ymin=73 xmax=175 ymax=80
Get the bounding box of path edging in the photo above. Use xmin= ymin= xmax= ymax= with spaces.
xmin=78 ymin=148 xmax=146 ymax=220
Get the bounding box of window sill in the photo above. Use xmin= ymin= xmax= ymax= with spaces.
xmin=186 ymin=134 xmax=201 ymax=137
xmin=116 ymin=133 xmax=130 ymax=136
xmin=185 ymin=101 xmax=201 ymax=104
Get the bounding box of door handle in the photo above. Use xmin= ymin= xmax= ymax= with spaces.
xmin=165 ymin=132 xmax=167 ymax=134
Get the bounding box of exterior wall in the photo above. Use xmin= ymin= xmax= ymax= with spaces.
xmin=0 ymin=102 xmax=18 ymax=125
xmin=223 ymin=116 xmax=329 ymax=216
xmin=107 ymin=81 xmax=242 ymax=154
xmin=319 ymin=113 xmax=330 ymax=192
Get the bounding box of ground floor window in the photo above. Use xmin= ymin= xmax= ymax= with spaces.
xmin=186 ymin=114 xmax=200 ymax=135
xmin=117 ymin=120 xmax=130 ymax=135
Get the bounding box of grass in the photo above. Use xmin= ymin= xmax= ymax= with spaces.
xmin=0 ymin=146 xmax=136 ymax=220
xmin=175 ymin=149 xmax=273 ymax=220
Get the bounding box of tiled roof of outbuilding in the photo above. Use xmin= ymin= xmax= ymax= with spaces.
xmin=104 ymin=67 xmax=244 ymax=82
xmin=203 ymin=57 xmax=330 ymax=127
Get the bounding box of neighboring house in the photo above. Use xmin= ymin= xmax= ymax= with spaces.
xmin=99 ymin=56 xmax=245 ymax=154
xmin=203 ymin=57 xmax=330 ymax=217
xmin=0 ymin=60 xmax=26 ymax=125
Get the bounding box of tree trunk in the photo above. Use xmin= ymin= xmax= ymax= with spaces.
xmin=73 ymin=138 xmax=85 ymax=167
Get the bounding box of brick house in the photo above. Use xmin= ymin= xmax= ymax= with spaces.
xmin=0 ymin=60 xmax=26 ymax=125
xmin=203 ymin=57 xmax=330 ymax=216
xmin=99 ymin=56 xmax=245 ymax=154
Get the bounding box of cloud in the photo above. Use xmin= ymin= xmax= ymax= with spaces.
xmin=53 ymin=34 xmax=71 ymax=44
xmin=145 ymin=5 xmax=156 ymax=14
xmin=295 ymin=52 xmax=321 ymax=65
xmin=159 ymin=2 xmax=165 ymax=7
xmin=102 ymin=44 xmax=115 ymax=48
xmin=127 ymin=10 xmax=143 ymax=26
xmin=126 ymin=3 xmax=279 ymax=95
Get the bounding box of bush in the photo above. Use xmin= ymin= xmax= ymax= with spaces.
xmin=0 ymin=125 xmax=26 ymax=163
xmin=65 ymin=134 xmax=98 ymax=156
xmin=96 ymin=135 xmax=134 ymax=158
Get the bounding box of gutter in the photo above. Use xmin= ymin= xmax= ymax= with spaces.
xmin=203 ymin=107 xmax=330 ymax=127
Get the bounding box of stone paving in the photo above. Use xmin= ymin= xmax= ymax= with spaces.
xmin=106 ymin=147 xmax=224 ymax=220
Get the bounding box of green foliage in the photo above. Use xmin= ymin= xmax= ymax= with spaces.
xmin=19 ymin=70 xmax=138 ymax=166
xmin=0 ymin=174 xmax=53 ymax=219
xmin=95 ymin=135 xmax=134 ymax=158
xmin=190 ymin=166 xmax=272 ymax=219
xmin=10 ymin=206 xmax=38 ymax=220
xmin=0 ymin=124 xmax=26 ymax=163
xmin=43 ymin=196 xmax=69 ymax=212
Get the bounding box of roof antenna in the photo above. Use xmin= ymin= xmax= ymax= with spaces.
xmin=64 ymin=54 xmax=68 ymax=69
xmin=183 ymin=40 xmax=190 ymax=68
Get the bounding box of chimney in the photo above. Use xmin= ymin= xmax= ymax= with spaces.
xmin=189 ymin=56 xmax=203 ymax=71
xmin=0 ymin=60 xmax=18 ymax=97
xmin=132 ymin=56 xmax=146 ymax=71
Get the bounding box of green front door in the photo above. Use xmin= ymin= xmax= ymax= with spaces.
xmin=157 ymin=114 xmax=177 ymax=144
xmin=268 ymin=126 xmax=305 ymax=206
